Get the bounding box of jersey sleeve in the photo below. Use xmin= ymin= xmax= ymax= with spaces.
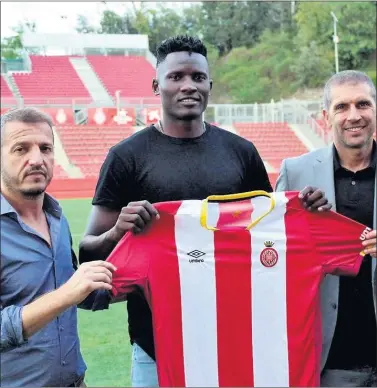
xmin=308 ymin=210 xmax=371 ymax=276
xmin=106 ymin=233 xmax=150 ymax=298
xmin=92 ymin=148 xmax=134 ymax=210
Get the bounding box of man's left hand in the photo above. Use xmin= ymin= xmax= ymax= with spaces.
xmin=299 ymin=186 xmax=332 ymax=212
xmin=362 ymin=230 xmax=377 ymax=258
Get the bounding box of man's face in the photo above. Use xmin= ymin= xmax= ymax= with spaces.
xmin=323 ymin=82 xmax=376 ymax=150
xmin=153 ymin=51 xmax=212 ymax=121
xmin=1 ymin=121 xmax=54 ymax=198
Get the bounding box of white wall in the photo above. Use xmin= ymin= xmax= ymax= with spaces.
xmin=22 ymin=32 xmax=149 ymax=50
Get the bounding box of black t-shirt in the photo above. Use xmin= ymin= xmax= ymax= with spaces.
xmin=92 ymin=123 xmax=272 ymax=360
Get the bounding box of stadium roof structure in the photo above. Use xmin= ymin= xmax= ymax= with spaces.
xmin=22 ymin=32 xmax=149 ymax=52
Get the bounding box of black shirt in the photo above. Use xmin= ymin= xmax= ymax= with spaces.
xmin=325 ymin=141 xmax=377 ymax=370
xmin=92 ymin=123 xmax=272 ymax=360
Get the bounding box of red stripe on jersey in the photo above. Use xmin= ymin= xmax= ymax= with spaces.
xmin=284 ymin=194 xmax=321 ymax=387
xmin=215 ymin=199 xmax=254 ymax=230
xmin=214 ymin=201 xmax=254 ymax=386
xmin=149 ymin=202 xmax=186 ymax=387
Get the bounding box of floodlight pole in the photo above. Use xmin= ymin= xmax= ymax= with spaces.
xmin=330 ymin=11 xmax=339 ymax=73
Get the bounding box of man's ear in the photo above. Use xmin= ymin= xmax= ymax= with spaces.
xmin=152 ymin=79 xmax=160 ymax=95
xmin=322 ymin=109 xmax=330 ymax=129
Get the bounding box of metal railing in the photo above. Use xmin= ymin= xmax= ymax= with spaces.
xmin=306 ymin=115 xmax=332 ymax=144
xmin=1 ymin=96 xmax=329 ymax=131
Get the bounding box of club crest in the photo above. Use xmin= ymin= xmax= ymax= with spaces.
xmin=260 ymin=241 xmax=278 ymax=267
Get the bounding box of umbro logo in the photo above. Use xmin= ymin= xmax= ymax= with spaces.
xmin=187 ymin=250 xmax=205 ymax=258
xmin=187 ymin=250 xmax=206 ymax=263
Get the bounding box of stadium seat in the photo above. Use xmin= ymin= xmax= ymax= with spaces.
xmin=1 ymin=75 xmax=15 ymax=99
xmin=234 ymin=122 xmax=309 ymax=172
xmin=87 ymin=56 xmax=155 ymax=98
xmin=56 ymin=125 xmax=134 ymax=177
xmin=12 ymin=56 xmax=92 ymax=104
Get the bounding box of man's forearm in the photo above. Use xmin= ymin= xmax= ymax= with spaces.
xmin=21 ymin=287 xmax=72 ymax=339
xmin=79 ymin=229 xmax=120 ymax=263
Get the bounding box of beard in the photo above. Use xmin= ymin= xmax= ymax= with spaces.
xmin=20 ymin=187 xmax=45 ymax=199
xmin=179 ymin=114 xmax=200 ymax=121
xmin=1 ymin=169 xmax=48 ymax=199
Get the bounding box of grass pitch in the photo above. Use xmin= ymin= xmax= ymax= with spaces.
xmin=60 ymin=198 xmax=132 ymax=387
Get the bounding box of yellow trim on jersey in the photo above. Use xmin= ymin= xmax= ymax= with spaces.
xmin=200 ymin=190 xmax=276 ymax=231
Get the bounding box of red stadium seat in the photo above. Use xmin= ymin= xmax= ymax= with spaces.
xmin=233 ymin=122 xmax=309 ymax=172
xmin=56 ymin=125 xmax=134 ymax=177
xmin=13 ymin=56 xmax=92 ymax=104
xmin=1 ymin=75 xmax=15 ymax=98
xmin=87 ymin=56 xmax=156 ymax=98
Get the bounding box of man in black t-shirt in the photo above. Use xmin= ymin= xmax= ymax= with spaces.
xmin=79 ymin=35 xmax=330 ymax=387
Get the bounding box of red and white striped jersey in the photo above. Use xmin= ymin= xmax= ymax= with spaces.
xmin=107 ymin=191 xmax=370 ymax=387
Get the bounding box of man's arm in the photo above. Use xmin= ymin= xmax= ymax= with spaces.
xmin=70 ymin=240 xmax=112 ymax=311
xmin=79 ymin=203 xmax=159 ymax=264
xmin=275 ymin=159 xmax=289 ymax=191
xmin=1 ymin=261 xmax=116 ymax=351
xmin=79 ymin=205 xmax=120 ymax=263
xmin=276 ymin=158 xmax=331 ymax=212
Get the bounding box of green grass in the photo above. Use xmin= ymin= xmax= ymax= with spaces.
xmin=60 ymin=198 xmax=132 ymax=387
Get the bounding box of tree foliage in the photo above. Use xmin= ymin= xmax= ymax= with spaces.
xmin=1 ymin=21 xmax=38 ymax=59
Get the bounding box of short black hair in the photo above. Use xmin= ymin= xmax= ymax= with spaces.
xmin=156 ymin=35 xmax=207 ymax=67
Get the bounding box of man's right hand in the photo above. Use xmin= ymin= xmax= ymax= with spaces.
xmin=108 ymin=200 xmax=159 ymax=242
xmin=60 ymin=261 xmax=117 ymax=306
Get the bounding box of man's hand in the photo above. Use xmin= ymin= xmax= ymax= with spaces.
xmin=21 ymin=260 xmax=117 ymax=340
xmin=299 ymin=186 xmax=332 ymax=212
xmin=108 ymin=200 xmax=159 ymax=242
xmin=362 ymin=230 xmax=377 ymax=258
xmin=60 ymin=261 xmax=117 ymax=306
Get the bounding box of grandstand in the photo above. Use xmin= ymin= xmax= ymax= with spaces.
xmin=87 ymin=55 xmax=156 ymax=99
xmin=13 ymin=56 xmax=92 ymax=104
xmin=1 ymin=32 xmax=327 ymax=198
xmin=234 ymin=122 xmax=309 ymax=171
xmin=56 ymin=125 xmax=134 ymax=177
xmin=1 ymin=74 xmax=13 ymax=97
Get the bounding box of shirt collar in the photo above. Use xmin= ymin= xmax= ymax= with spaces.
xmin=333 ymin=140 xmax=377 ymax=172
xmin=1 ymin=192 xmax=62 ymax=217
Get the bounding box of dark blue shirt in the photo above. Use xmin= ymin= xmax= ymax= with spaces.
xmin=1 ymin=193 xmax=109 ymax=387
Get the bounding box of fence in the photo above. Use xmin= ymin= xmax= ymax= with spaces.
xmin=1 ymin=96 xmax=323 ymax=126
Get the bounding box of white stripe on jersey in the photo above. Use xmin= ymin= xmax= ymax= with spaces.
xmin=175 ymin=200 xmax=220 ymax=387
xmin=251 ymin=192 xmax=289 ymax=387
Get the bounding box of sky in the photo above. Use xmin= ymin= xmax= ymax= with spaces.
xmin=1 ymin=2 xmax=190 ymax=37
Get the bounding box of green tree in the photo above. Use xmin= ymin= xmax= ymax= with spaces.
xmin=201 ymin=1 xmax=273 ymax=56
xmin=145 ymin=5 xmax=183 ymax=55
xmin=294 ymin=2 xmax=333 ymax=49
xmin=76 ymin=15 xmax=98 ymax=34
xmin=267 ymin=2 xmax=296 ymax=35
xmin=213 ymin=30 xmax=298 ymax=103
xmin=291 ymin=41 xmax=333 ymax=88
xmin=180 ymin=4 xmax=205 ymax=39
xmin=99 ymin=10 xmax=129 ymax=34
xmin=294 ymin=2 xmax=376 ymax=71
xmin=1 ymin=21 xmax=37 ymax=59
xmin=332 ymin=2 xmax=376 ymax=70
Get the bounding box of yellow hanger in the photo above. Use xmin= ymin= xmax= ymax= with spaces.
xmin=200 ymin=190 xmax=276 ymax=231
